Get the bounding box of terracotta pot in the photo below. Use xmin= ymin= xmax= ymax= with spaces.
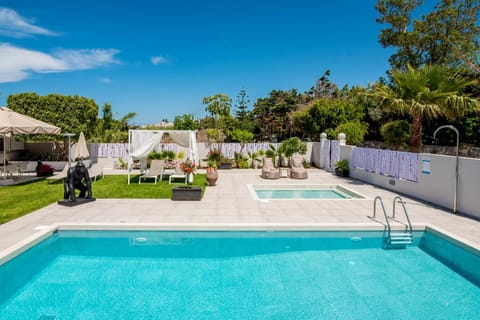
xmin=206 ymin=167 xmax=218 ymax=186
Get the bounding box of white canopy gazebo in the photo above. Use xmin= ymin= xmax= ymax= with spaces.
xmin=0 ymin=107 xmax=61 ymax=178
xmin=127 ymin=129 xmax=198 ymax=184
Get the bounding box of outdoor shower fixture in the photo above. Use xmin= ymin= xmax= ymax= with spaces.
xmin=433 ymin=125 xmax=459 ymax=214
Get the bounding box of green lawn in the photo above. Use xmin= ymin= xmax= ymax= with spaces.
xmin=0 ymin=174 xmax=207 ymax=225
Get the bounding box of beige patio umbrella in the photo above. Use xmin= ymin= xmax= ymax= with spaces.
xmin=0 ymin=107 xmax=61 ymax=177
xmin=71 ymin=131 xmax=90 ymax=161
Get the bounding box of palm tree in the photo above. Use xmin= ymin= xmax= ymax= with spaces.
xmin=373 ymin=64 xmax=479 ymax=152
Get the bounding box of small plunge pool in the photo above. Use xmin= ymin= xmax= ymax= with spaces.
xmin=249 ymin=184 xmax=365 ymax=200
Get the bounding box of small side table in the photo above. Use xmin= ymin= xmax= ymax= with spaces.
xmin=280 ymin=168 xmax=289 ymax=178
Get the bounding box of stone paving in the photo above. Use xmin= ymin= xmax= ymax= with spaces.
xmin=1 ymin=168 xmax=480 ymax=257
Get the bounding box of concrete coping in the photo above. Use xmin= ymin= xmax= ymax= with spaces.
xmin=6 ymin=222 xmax=480 ymax=266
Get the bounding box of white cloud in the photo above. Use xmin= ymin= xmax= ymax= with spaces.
xmin=0 ymin=7 xmax=58 ymax=38
xmin=0 ymin=43 xmax=120 ymax=83
xmin=55 ymin=48 xmax=120 ymax=69
xmin=99 ymin=77 xmax=112 ymax=84
xmin=151 ymin=56 xmax=167 ymax=65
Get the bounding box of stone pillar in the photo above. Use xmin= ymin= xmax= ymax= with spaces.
xmin=338 ymin=132 xmax=346 ymax=146
xmin=320 ymin=133 xmax=327 ymax=169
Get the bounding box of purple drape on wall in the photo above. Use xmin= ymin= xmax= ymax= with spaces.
xmin=352 ymin=147 xmax=418 ymax=182
xmin=321 ymin=140 xmax=331 ymax=169
xmin=330 ymin=140 xmax=340 ymax=169
xmin=91 ymin=143 xmax=177 ymax=158
xmin=208 ymin=143 xmax=280 ymax=158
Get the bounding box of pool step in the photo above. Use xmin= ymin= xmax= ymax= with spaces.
xmin=372 ymin=196 xmax=414 ymax=250
xmin=388 ymin=232 xmax=413 ymax=246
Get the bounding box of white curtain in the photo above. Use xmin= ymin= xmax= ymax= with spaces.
xmin=128 ymin=131 xmax=164 ymax=171
xmin=127 ymin=130 xmax=198 ymax=184
xmin=169 ymin=132 xmax=190 ymax=147
xmin=190 ymin=132 xmax=198 ymax=165
xmin=130 ymin=131 xmax=164 ymax=159
xmin=169 ymin=131 xmax=198 ymax=164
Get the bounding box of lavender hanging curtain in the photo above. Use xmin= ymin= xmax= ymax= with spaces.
xmin=330 ymin=140 xmax=340 ymax=171
xmin=218 ymin=143 xmax=280 ymax=158
xmin=351 ymin=147 xmax=419 ymax=182
xmin=320 ymin=140 xmax=331 ymax=169
xmin=91 ymin=143 xmax=129 ymax=158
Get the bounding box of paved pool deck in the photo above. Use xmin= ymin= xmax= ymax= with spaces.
xmin=1 ymin=168 xmax=480 ymax=256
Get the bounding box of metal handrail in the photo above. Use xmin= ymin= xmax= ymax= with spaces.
xmin=373 ymin=196 xmax=391 ymax=234
xmin=392 ymin=196 xmax=413 ymax=234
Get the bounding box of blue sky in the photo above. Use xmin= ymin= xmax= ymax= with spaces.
xmin=0 ymin=0 xmax=403 ymax=125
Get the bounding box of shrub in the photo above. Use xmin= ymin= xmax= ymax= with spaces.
xmin=279 ymin=137 xmax=307 ymax=159
xmin=331 ymin=121 xmax=368 ymax=145
xmin=148 ymin=151 xmax=162 ymax=160
xmin=381 ymin=120 xmax=410 ymax=149
xmin=335 ymin=160 xmax=349 ymax=177
xmin=207 ymin=149 xmax=222 ymax=163
xmin=335 ymin=160 xmax=349 ymax=171
xmin=265 ymin=149 xmax=275 ymax=158
xmin=161 ymin=150 xmax=176 ymax=161
xmin=36 ymin=162 xmax=54 ymax=177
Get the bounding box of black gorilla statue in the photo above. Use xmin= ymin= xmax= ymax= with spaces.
xmin=64 ymin=161 xmax=93 ymax=201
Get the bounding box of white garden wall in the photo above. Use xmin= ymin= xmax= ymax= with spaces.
xmin=341 ymin=145 xmax=480 ymax=219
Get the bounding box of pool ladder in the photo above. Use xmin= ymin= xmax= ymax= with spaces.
xmin=372 ymin=196 xmax=413 ymax=248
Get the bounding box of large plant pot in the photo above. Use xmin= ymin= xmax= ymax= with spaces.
xmin=206 ymin=167 xmax=218 ymax=186
xmin=171 ymin=186 xmax=202 ymax=201
xmin=335 ymin=168 xmax=349 ymax=177
xmin=218 ymin=162 xmax=232 ymax=170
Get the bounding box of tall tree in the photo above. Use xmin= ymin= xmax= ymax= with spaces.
xmin=102 ymin=103 xmax=113 ymax=133
xmin=372 ymin=64 xmax=479 ymax=152
xmin=252 ymin=89 xmax=299 ymax=141
xmin=234 ymin=89 xmax=253 ymax=131
xmin=174 ymin=114 xmax=197 ymax=130
xmin=7 ymin=93 xmax=98 ymax=138
xmin=292 ymin=97 xmax=366 ymax=140
xmin=202 ymin=94 xmax=233 ymax=151
xmin=376 ymin=0 xmax=480 ymax=69
xmin=234 ymin=89 xmax=250 ymax=120
xmin=202 ymin=94 xmax=232 ymax=129
xmin=304 ymin=70 xmax=342 ymax=102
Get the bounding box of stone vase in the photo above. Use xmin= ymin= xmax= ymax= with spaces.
xmin=187 ymin=173 xmax=194 ymax=184
xmin=205 ymin=167 xmax=218 ymax=186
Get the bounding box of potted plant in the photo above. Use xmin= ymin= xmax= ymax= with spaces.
xmin=279 ymin=137 xmax=307 ymax=167
xmin=205 ymin=159 xmax=219 ymax=186
xmin=179 ymin=160 xmax=196 ymax=184
xmin=35 ymin=161 xmax=54 ymax=177
xmin=233 ymin=152 xmax=249 ymax=169
xmin=335 ymin=160 xmax=350 ymax=177
xmin=248 ymin=150 xmax=263 ymax=169
xmin=219 ymin=157 xmax=233 ymax=169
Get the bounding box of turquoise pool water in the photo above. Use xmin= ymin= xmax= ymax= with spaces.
xmin=0 ymin=231 xmax=479 ymax=319
xmin=256 ymin=189 xmax=349 ymax=199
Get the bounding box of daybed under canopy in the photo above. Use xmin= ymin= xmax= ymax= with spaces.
xmin=127 ymin=129 xmax=198 ymax=184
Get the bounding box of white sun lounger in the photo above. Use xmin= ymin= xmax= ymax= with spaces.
xmin=168 ymin=162 xmax=187 ymax=184
xmin=139 ymin=160 xmax=165 ymax=184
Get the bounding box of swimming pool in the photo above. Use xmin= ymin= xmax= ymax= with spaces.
xmin=0 ymin=230 xmax=479 ymax=319
xmin=250 ymin=184 xmax=365 ymax=200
